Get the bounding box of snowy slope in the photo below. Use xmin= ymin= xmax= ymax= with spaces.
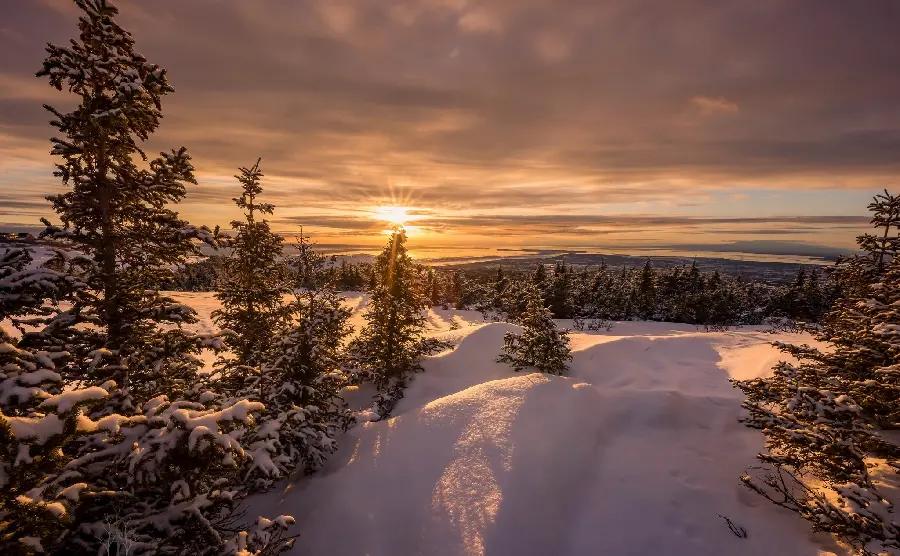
xmin=173 ymin=292 xmax=841 ymax=555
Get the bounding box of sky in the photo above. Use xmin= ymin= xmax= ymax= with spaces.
xmin=1 ymin=0 xmax=899 ymax=256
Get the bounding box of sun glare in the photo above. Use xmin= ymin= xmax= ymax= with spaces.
xmin=373 ymin=205 xmax=411 ymax=225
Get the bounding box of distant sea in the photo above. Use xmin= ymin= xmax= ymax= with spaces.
xmin=295 ymin=243 xmax=853 ymax=266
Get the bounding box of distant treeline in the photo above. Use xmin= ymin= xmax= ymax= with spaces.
xmin=166 ymin=253 xmax=838 ymax=327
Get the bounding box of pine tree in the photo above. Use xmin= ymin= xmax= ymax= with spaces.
xmin=244 ymin=285 xmax=354 ymax=487
xmin=732 ymin=190 xmax=900 ymax=553
xmin=450 ymin=270 xmax=467 ymax=309
xmin=214 ymin=160 xmax=292 ymax=371
xmin=37 ymin=0 xmax=220 ymax=400
xmin=586 ymin=262 xmax=611 ymax=319
xmin=493 ymin=265 xmax=509 ymax=309
xmin=635 ymin=260 xmax=657 ymax=320
xmin=546 ymin=261 xmax=573 ymax=318
xmin=803 ymin=267 xmax=825 ymax=321
xmin=292 ymin=227 xmax=326 ymax=291
xmin=498 ymin=289 xmax=572 ymax=375
xmin=21 ymin=3 xmax=294 ymax=553
xmin=426 ymin=267 xmax=441 ymax=306
xmin=533 ymin=263 xmax=548 ymax=286
xmin=0 ymin=246 xmax=95 ymax=555
xmin=346 ymin=228 xmax=433 ymax=417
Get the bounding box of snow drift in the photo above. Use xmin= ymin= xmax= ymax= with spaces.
xmin=167 ymin=292 xmax=843 ymax=555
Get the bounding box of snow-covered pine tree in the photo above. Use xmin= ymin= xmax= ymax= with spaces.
xmin=0 ymin=333 xmax=121 ymax=556
xmin=0 ymin=245 xmax=99 ymax=555
xmin=585 ymin=261 xmax=612 ymax=319
xmin=37 ymin=0 xmax=221 ymax=402
xmin=244 ymin=285 xmax=354 ymax=487
xmin=346 ymin=227 xmax=433 ymax=417
xmin=24 ymin=3 xmax=295 ymax=553
xmin=292 ymin=227 xmax=327 ymax=291
xmin=533 ymin=262 xmax=548 ymax=287
xmin=1 ymin=250 xmax=284 ymax=556
xmin=214 ymin=159 xmax=292 ymax=374
xmin=498 ymin=289 xmax=572 ymax=375
xmin=656 ymin=265 xmax=683 ymax=322
xmin=732 ymin=190 xmax=900 ymax=553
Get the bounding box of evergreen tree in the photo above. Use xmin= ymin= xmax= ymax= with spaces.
xmin=426 ymin=267 xmax=441 ymax=306
xmin=803 ymin=267 xmax=825 ymax=321
xmin=788 ymin=266 xmax=809 ymax=319
xmin=732 ymin=190 xmax=900 ymax=553
xmin=214 ymin=160 xmax=292 ymax=370
xmin=0 ymin=249 xmax=285 ymax=555
xmin=450 ymin=270 xmax=467 ymax=309
xmin=0 ymin=246 xmax=94 ymax=555
xmin=546 ymin=261 xmax=573 ymax=318
xmin=705 ymin=274 xmax=741 ymax=329
xmin=292 ymin=227 xmax=327 ymax=291
xmin=498 ymin=290 xmax=572 ymax=375
xmin=244 ymin=285 xmax=354 ymax=487
xmin=585 ymin=262 xmax=612 ymax=319
xmin=366 ymin=264 xmax=377 ymax=291
xmin=533 ymin=263 xmax=548 ymax=286
xmin=18 ymin=3 xmax=295 ymax=553
xmin=493 ymin=265 xmax=509 ymax=309
xmin=347 ymin=228 xmax=431 ymax=417
xmin=37 ymin=0 xmax=220 ymax=400
xmin=635 ymin=260 xmax=657 ymax=320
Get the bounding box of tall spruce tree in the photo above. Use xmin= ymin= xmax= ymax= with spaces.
xmin=214 ymin=159 xmax=292 ymax=371
xmin=732 ymin=190 xmax=900 ymax=553
xmin=37 ymin=0 xmax=220 ymax=399
xmin=17 ymin=4 xmax=295 ymax=553
xmin=347 ymin=227 xmax=431 ymax=417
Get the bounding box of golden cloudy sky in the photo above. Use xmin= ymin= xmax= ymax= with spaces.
xmin=2 ymin=0 xmax=898 ymax=254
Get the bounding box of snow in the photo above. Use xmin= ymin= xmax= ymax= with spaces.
xmin=39 ymin=386 xmax=108 ymax=413
xmin=6 ymin=287 xmax=836 ymax=553
xmin=19 ymin=537 xmax=44 ymax=553
xmin=5 ymin=413 xmax=64 ymax=443
xmin=161 ymin=291 xmax=839 ymax=556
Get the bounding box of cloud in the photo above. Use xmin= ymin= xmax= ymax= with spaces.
xmin=1 ymin=0 xmax=898 ymax=247
xmin=689 ymin=96 xmax=739 ymax=116
xmin=315 ymin=1 xmax=357 ymax=34
xmin=273 ymin=211 xmax=872 ymax=238
xmin=533 ymin=32 xmax=570 ymax=62
xmin=458 ymin=9 xmax=503 ymax=33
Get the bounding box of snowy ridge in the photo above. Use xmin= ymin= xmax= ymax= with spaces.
xmin=170 ymin=291 xmax=842 ymax=556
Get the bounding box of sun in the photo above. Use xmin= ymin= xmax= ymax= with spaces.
xmin=373 ymin=205 xmax=411 ymax=225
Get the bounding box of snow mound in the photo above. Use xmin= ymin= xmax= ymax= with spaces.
xmin=245 ymin=321 xmax=843 ymax=556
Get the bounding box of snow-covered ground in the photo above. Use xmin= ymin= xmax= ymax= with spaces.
xmin=167 ymin=291 xmax=844 ymax=556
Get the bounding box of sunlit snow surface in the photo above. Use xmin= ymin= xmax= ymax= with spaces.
xmin=174 ymin=292 xmax=842 ymax=556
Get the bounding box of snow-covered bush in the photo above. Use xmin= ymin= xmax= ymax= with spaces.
xmin=498 ymin=292 xmax=572 ymax=375
xmin=0 ymin=245 xmax=103 ymax=554
xmin=242 ymin=288 xmax=355 ymax=488
xmin=0 ymin=332 xmax=105 ymax=555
